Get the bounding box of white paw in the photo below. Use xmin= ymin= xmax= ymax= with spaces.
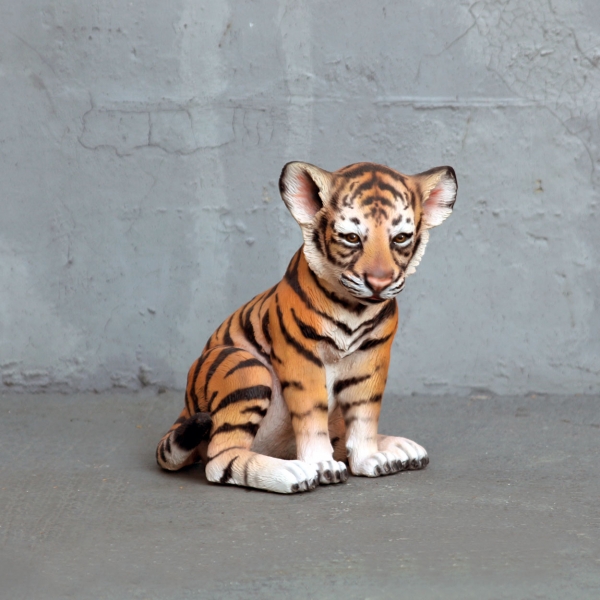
xmin=312 ymin=459 xmax=348 ymax=485
xmin=276 ymin=460 xmax=320 ymax=493
xmin=377 ymin=435 xmax=429 ymax=470
xmin=349 ymin=450 xmax=408 ymax=477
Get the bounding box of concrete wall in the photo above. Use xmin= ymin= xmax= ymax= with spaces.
xmin=1 ymin=0 xmax=599 ymax=395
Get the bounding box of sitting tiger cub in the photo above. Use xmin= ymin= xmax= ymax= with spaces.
xmin=157 ymin=161 xmax=457 ymax=493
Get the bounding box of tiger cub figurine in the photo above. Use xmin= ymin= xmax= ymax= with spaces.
xmin=157 ymin=161 xmax=457 ymax=493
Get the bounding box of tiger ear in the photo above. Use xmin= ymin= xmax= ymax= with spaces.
xmin=279 ymin=162 xmax=333 ymax=226
xmin=415 ymin=166 xmax=457 ymax=229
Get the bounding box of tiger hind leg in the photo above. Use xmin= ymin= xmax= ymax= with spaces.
xmin=200 ymin=347 xmax=319 ymax=493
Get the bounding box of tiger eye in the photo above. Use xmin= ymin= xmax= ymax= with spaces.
xmin=343 ymin=233 xmax=360 ymax=244
xmin=393 ymin=233 xmax=411 ymax=244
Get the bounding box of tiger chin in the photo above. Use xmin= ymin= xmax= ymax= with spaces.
xmin=156 ymin=161 xmax=457 ymax=493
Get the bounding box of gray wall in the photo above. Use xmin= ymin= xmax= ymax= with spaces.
xmin=1 ymin=0 xmax=599 ymax=395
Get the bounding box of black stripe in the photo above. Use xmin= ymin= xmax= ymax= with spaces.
xmin=329 ymin=191 xmax=339 ymax=210
xmin=204 ymin=347 xmax=242 ymax=399
xmin=189 ymin=353 xmax=210 ymax=412
xmin=259 ymin=285 xmax=277 ymax=307
xmin=212 ymin=319 xmax=227 ymax=345
xmin=340 ymin=393 xmax=383 ymax=411
xmin=276 ymin=300 xmax=323 ymax=368
xmin=207 ymin=390 xmax=219 ymax=412
xmin=347 ymin=253 xmax=361 ymax=273
xmin=222 ymin=314 xmax=234 ymax=345
xmin=366 ymin=208 xmax=389 ymax=221
xmin=256 ymin=285 xmax=277 ymax=327
xmin=206 ymin=445 xmax=245 ymax=463
xmin=281 ymin=380 xmax=304 ymax=391
xmin=334 ymin=374 xmax=372 ymax=396
xmin=204 ymin=330 xmax=217 ymax=351
xmin=376 ymin=180 xmax=404 ymax=199
xmin=271 ymin=347 xmax=283 ymax=364
xmin=351 ymin=301 xmax=397 ymax=342
xmin=324 ymin=229 xmax=344 ymax=267
xmin=336 ymin=249 xmax=359 ymax=260
xmin=289 ymin=249 xmax=302 ymax=272
xmin=391 ymin=252 xmax=403 ymax=270
xmin=211 ymin=385 xmax=272 ymax=416
xmin=290 ymin=307 xmax=340 ymax=349
xmin=350 ymin=174 xmax=377 ymax=202
xmin=290 ymin=402 xmax=328 ymax=420
xmin=356 ymin=332 xmax=394 ymax=352
xmin=224 ymin=358 xmax=266 ymax=378
xmin=312 ymin=228 xmax=325 ymax=256
xmin=219 ymin=456 xmax=238 ymax=484
xmin=261 ymin=310 xmax=272 ymax=346
xmin=340 ymin=163 xmax=408 ymax=186
xmin=211 ymin=421 xmax=260 ymax=440
xmin=240 ymin=300 xmax=271 ymax=362
xmin=240 ymin=405 xmax=268 ymax=417
xmin=398 ymin=190 xmax=409 ymax=209
xmin=283 ymin=251 xmax=354 ymax=336
xmin=318 ymin=213 xmax=329 ymax=236
xmin=361 ymin=194 xmax=394 ymax=208
xmin=306 ymin=265 xmax=366 ymax=315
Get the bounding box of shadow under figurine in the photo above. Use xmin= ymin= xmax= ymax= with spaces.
xmin=157 ymin=161 xmax=457 ymax=493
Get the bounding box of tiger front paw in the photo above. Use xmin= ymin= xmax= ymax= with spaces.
xmin=312 ymin=459 xmax=348 ymax=485
xmin=280 ymin=460 xmax=320 ymax=493
xmin=349 ymin=451 xmax=408 ymax=477
xmin=349 ymin=437 xmax=428 ymax=477
xmin=377 ymin=435 xmax=429 ymax=470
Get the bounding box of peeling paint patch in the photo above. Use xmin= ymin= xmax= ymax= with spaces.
xmin=79 ymin=106 xmax=235 ymax=155
xmin=79 ymin=110 xmax=149 ymax=155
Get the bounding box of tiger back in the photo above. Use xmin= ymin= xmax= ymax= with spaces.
xmin=156 ymin=161 xmax=457 ymax=493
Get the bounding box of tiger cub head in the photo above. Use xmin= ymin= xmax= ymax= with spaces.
xmin=279 ymin=161 xmax=457 ymax=305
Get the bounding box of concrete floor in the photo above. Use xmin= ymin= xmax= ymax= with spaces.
xmin=1 ymin=391 xmax=599 ymax=599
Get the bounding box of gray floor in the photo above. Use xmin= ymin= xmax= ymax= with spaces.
xmin=1 ymin=391 xmax=599 ymax=599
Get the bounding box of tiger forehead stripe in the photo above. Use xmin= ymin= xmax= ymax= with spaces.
xmin=337 ymin=163 xmax=408 ymax=185
xmin=358 ymin=179 xmax=402 ymax=222
xmin=361 ymin=195 xmax=394 ymax=209
xmin=350 ymin=175 xmax=401 ymax=206
xmin=336 ymin=175 xmax=409 ymax=220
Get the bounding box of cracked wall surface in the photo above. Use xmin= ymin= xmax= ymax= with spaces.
xmin=1 ymin=0 xmax=599 ymax=395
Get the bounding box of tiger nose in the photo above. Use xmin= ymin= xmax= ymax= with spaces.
xmin=366 ymin=272 xmax=394 ymax=293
